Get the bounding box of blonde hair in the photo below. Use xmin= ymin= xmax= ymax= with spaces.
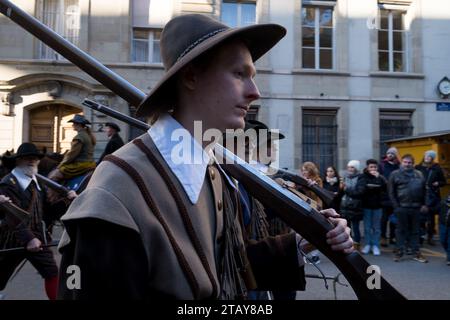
xmin=85 ymin=126 xmax=96 ymax=146
xmin=302 ymin=162 xmax=320 ymax=179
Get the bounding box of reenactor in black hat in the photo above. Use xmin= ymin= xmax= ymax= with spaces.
xmin=97 ymin=122 xmax=124 ymax=164
xmin=0 ymin=142 xmax=77 ymax=299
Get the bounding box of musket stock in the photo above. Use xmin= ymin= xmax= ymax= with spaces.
xmin=0 ymin=0 xmax=405 ymax=300
xmin=269 ymin=168 xmax=337 ymax=208
xmin=0 ymin=201 xmax=30 ymax=223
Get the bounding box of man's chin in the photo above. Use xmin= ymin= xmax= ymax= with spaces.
xmin=19 ymin=166 xmax=38 ymax=177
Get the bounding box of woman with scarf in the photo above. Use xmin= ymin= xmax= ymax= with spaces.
xmin=323 ymin=166 xmax=343 ymax=212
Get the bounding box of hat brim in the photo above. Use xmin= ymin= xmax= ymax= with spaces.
xmin=68 ymin=119 xmax=91 ymax=125
xmin=258 ymin=132 xmax=285 ymax=144
xmin=14 ymin=152 xmax=45 ymax=160
xmin=105 ymin=123 xmax=121 ymax=132
xmin=136 ymin=23 xmax=286 ymax=117
xmin=271 ymin=132 xmax=285 ymax=140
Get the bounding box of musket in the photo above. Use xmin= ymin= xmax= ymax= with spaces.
xmin=269 ymin=168 xmax=336 ymax=208
xmin=0 ymin=201 xmax=30 ymax=223
xmin=0 ymin=0 xmax=405 ymax=300
xmin=36 ymin=173 xmax=71 ymax=195
xmin=0 ymin=240 xmax=59 ymax=255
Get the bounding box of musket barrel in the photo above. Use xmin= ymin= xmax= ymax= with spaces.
xmin=0 ymin=0 xmax=146 ymax=107
xmin=82 ymin=99 xmax=150 ymax=131
xmin=36 ymin=174 xmax=70 ymax=195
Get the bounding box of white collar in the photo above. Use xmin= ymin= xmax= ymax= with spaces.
xmin=11 ymin=168 xmax=41 ymax=191
xmin=148 ymin=114 xmax=213 ymax=204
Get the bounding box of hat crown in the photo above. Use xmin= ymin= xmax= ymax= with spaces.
xmin=15 ymin=142 xmax=43 ymax=159
xmin=69 ymin=114 xmax=90 ymax=125
xmin=161 ymin=14 xmax=229 ymax=71
xmin=17 ymin=143 xmax=39 ymax=155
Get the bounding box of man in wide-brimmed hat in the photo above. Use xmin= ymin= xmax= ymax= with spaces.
xmin=58 ymin=14 xmax=353 ymax=300
xmin=49 ymin=114 xmax=96 ymax=181
xmin=0 ymin=142 xmax=77 ymax=300
xmin=97 ymin=122 xmax=124 ymax=164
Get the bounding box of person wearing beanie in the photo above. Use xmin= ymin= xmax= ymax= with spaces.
xmin=379 ymin=147 xmax=401 ymax=247
xmin=340 ymin=160 xmax=365 ymax=250
xmin=424 ymin=150 xmax=437 ymax=160
xmin=347 ymin=160 xmax=360 ymax=171
xmin=386 ymin=147 xmax=398 ymax=157
xmin=415 ymin=150 xmax=446 ymax=245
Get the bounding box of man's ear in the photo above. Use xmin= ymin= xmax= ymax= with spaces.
xmin=179 ymin=65 xmax=197 ymax=91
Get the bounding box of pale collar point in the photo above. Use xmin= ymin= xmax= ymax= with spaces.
xmin=148 ymin=114 xmax=211 ymax=205
xmin=11 ymin=168 xmax=41 ymax=191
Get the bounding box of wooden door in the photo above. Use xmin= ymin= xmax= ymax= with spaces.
xmin=29 ymin=104 xmax=82 ymax=153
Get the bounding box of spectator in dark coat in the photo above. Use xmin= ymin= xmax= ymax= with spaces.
xmin=359 ymin=159 xmax=387 ymax=256
xmin=415 ymin=150 xmax=447 ymax=245
xmin=439 ymin=193 xmax=450 ymax=265
xmin=388 ymin=154 xmax=428 ymax=263
xmin=323 ymin=166 xmax=343 ymax=212
xmin=379 ymin=147 xmax=400 ymax=247
xmin=97 ymin=122 xmax=125 ymax=164
xmin=340 ymin=160 xmax=365 ymax=250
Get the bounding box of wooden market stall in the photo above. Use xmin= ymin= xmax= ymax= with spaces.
xmin=386 ymin=130 xmax=450 ymax=198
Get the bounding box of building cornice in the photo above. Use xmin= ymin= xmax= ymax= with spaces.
xmin=370 ymin=71 xmax=425 ymax=79
xmin=258 ymin=94 xmax=445 ymax=104
xmin=291 ymin=69 xmax=351 ymax=77
xmin=0 ymin=59 xmax=165 ymax=71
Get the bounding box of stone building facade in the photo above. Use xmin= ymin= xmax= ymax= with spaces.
xmin=1 ymin=0 xmax=450 ymax=173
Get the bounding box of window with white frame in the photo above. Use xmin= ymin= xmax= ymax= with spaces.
xmin=132 ymin=29 xmax=162 ymax=63
xmin=301 ymin=2 xmax=334 ymax=70
xmin=378 ymin=9 xmax=407 ymax=72
xmin=38 ymin=0 xmax=80 ymax=60
xmin=221 ymin=1 xmax=256 ymax=28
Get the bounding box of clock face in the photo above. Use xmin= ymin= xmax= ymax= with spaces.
xmin=439 ymin=79 xmax=450 ymax=95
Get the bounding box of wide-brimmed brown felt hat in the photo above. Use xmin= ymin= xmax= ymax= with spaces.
xmin=136 ymin=14 xmax=286 ymax=117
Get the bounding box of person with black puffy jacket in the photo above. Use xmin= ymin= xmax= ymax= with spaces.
xmin=359 ymin=159 xmax=387 ymax=256
xmin=340 ymin=160 xmax=365 ymax=250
